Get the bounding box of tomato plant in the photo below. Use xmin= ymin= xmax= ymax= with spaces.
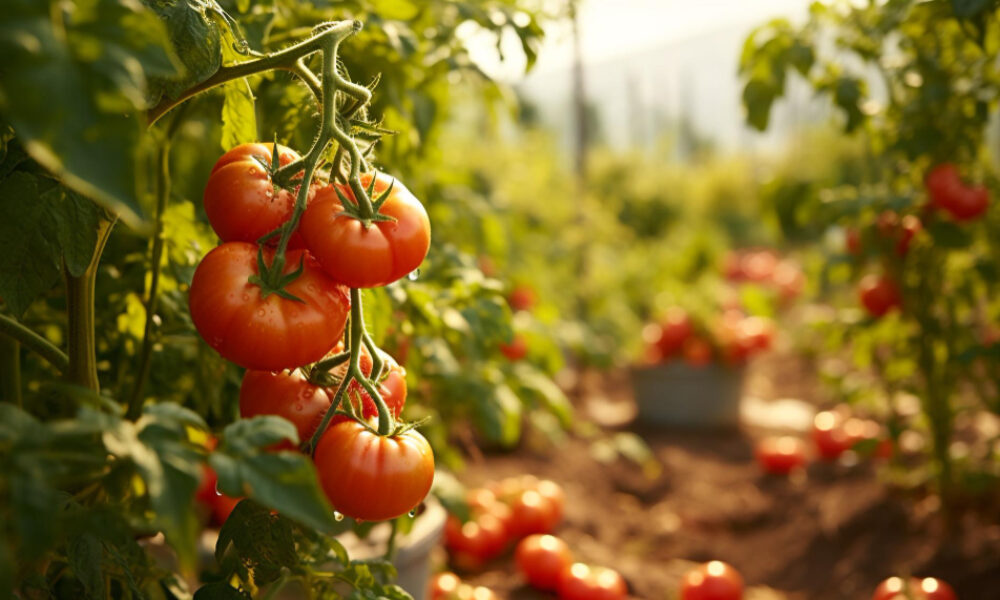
xmin=515 ymin=534 xmax=574 ymax=591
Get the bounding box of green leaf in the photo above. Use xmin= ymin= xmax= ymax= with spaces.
xmin=952 ymin=0 xmax=997 ymax=18
xmin=221 ymin=78 xmax=258 ymax=151
xmin=742 ymin=79 xmax=777 ymax=131
xmin=474 ymin=381 xmax=522 ymax=447
xmin=362 ymin=287 xmax=393 ymax=346
xmin=193 ymin=582 xmax=251 ymax=600
xmin=0 ymin=173 xmax=102 ymax=317
xmin=144 ymin=0 xmax=224 ymax=103
xmin=68 ymin=533 xmax=105 ymax=600
xmin=927 ymin=221 xmax=973 ymax=248
xmin=0 ymin=0 xmax=180 ymax=228
xmin=512 ymin=363 xmax=573 ymax=427
xmin=215 ymin=500 xmax=296 ymax=586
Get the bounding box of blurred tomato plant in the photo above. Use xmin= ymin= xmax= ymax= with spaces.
xmin=740 ymin=0 xmax=1000 ymax=501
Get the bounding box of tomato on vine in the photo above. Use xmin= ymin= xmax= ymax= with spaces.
xmin=445 ymin=513 xmax=508 ymax=569
xmin=515 ymin=534 xmax=573 ymax=591
xmin=188 ymin=242 xmax=350 ymax=371
xmin=300 ymin=173 xmax=431 ymax=288
xmin=204 ymin=143 xmax=312 ymax=247
xmin=858 ymin=273 xmax=901 ymax=318
xmin=327 ymin=341 xmax=408 ymax=422
xmin=239 ymin=369 xmax=332 ymax=450
xmin=313 ymin=420 xmax=434 ymax=521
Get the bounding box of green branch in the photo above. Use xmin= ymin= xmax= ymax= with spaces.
xmin=0 ymin=315 xmax=68 ymax=374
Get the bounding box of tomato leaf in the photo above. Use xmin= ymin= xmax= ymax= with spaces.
xmin=0 ymin=172 xmax=102 ymax=317
xmin=67 ymin=533 xmax=105 ymax=600
xmin=221 ymin=79 xmax=258 ymax=151
xmin=0 ymin=0 xmax=180 ymax=228
xmin=215 ymin=500 xmax=296 ymax=586
xmin=144 ymin=0 xmax=224 ymax=104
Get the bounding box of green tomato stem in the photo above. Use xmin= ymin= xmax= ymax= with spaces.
xmin=65 ymin=217 xmax=115 ymax=393
xmin=0 ymin=314 xmax=69 ymax=374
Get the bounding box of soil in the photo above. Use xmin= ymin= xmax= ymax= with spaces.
xmin=442 ymin=352 xmax=1000 ymax=600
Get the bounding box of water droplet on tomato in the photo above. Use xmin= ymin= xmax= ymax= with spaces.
xmin=257 ymin=308 xmax=266 ymax=317
xmin=248 ymin=167 xmax=258 ymax=175
xmin=407 ymin=269 xmax=420 ymax=281
xmin=264 ymin=188 xmax=273 ymax=198
xmin=334 ymin=511 xmax=345 ymax=522
xmin=408 ymin=509 xmax=416 ymax=518
xmin=242 ymin=293 xmax=250 ymax=301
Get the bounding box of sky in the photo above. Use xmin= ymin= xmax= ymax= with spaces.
xmin=466 ymin=0 xmax=814 ymax=81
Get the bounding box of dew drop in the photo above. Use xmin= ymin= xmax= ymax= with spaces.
xmin=248 ymin=167 xmax=258 ymax=175
xmin=407 ymin=269 xmax=420 ymax=281
xmin=408 ymin=509 xmax=416 ymax=518
xmin=334 ymin=511 xmax=345 ymax=522
xmin=264 ymin=188 xmax=274 ymax=198
xmin=242 ymin=293 xmax=251 ymax=301
xmin=257 ymin=308 xmax=266 ymax=317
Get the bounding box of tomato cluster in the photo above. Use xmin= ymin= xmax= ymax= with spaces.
xmin=445 ymin=476 xmax=565 ymax=570
xmin=642 ymin=307 xmax=775 ymax=368
xmin=926 ymin=163 xmax=990 ymax=222
xmin=189 ymin=143 xmax=435 ymax=523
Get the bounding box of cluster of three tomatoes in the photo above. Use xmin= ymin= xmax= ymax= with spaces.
xmin=188 ymin=143 xmax=433 ymax=522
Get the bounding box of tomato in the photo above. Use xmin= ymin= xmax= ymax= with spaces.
xmin=189 ymin=242 xmax=350 ymax=371
xmin=509 ymin=284 xmax=537 ymax=312
xmin=509 ymin=489 xmax=561 ymax=537
xmin=738 ymin=316 xmax=774 ymax=353
xmin=466 ymin=488 xmax=515 ymax=535
xmin=299 ymin=173 xmax=431 ymax=288
xmin=556 ymin=563 xmax=628 ymax=600
xmin=204 ymin=143 xmax=311 ymax=248
xmin=455 ymin=585 xmax=499 ymax=600
xmin=500 ymin=334 xmax=528 ymax=361
xmin=872 ymin=576 xmax=956 ymax=600
xmin=755 ymin=436 xmax=807 ymax=475
xmin=772 ymin=260 xmax=804 ymax=301
xmin=657 ymin=307 xmax=694 ymax=357
xmin=811 ymin=410 xmax=854 ymax=461
xmin=327 ymin=342 xmax=408 ymax=422
xmin=946 ymin=184 xmax=989 ymax=221
xmin=926 ymin=163 xmax=962 ymax=209
xmin=445 ymin=513 xmax=508 ymax=569
xmin=491 ymin=474 xmax=540 ymax=504
xmin=680 ymin=561 xmax=744 ymax=600
xmin=535 ymin=479 xmax=566 ymax=524
xmin=515 ymin=534 xmax=573 ymax=591
xmin=858 ymin=273 xmax=901 ymax=318
xmin=683 ymin=337 xmax=713 ymax=367
xmin=723 ymin=251 xmax=744 ymax=281
xmin=313 ymin=420 xmax=434 ymax=521
xmin=239 ymin=369 xmax=332 ymax=450
xmin=740 ymin=250 xmax=778 ymax=282
xmin=195 ymin=466 xmax=242 ymax=526
xmin=846 ymin=227 xmax=862 ymax=255
xmin=429 ymin=572 xmax=462 ymax=600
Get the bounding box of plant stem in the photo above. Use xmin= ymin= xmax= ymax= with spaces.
xmin=127 ymin=132 xmax=174 ymax=419
xmin=384 ymin=518 xmax=399 ymax=560
xmin=147 ymin=20 xmax=362 ymax=125
xmin=65 ymin=218 xmax=115 ymax=392
xmin=0 ymin=337 xmax=21 ymax=406
xmin=0 ymin=314 xmax=69 ymax=373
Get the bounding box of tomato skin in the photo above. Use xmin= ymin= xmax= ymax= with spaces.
xmin=445 ymin=514 xmax=508 ymax=569
xmin=557 ymin=563 xmax=628 ymax=600
xmin=300 ymin=173 xmax=431 ymax=288
xmin=429 ymin=572 xmax=462 ymax=600
xmin=195 ymin=466 xmax=242 ymax=526
xmin=239 ymin=369 xmax=332 ymax=450
xmin=657 ymin=308 xmax=694 ymax=358
xmin=755 ymin=436 xmax=807 ymax=475
xmin=500 ymin=334 xmax=528 ymax=361
xmin=858 ymin=274 xmax=901 ymax=318
xmin=926 ymin=164 xmax=963 ymax=207
xmin=515 ymin=534 xmax=573 ymax=591
xmin=947 ymin=185 xmax=989 ymax=221
xmin=313 ymin=420 xmax=434 ymax=521
xmin=509 ymin=285 xmax=537 ymax=312
xmin=846 ymin=227 xmax=862 ymax=255
xmin=916 ymin=577 xmax=957 ymax=600
xmin=204 ymin=143 xmax=311 ymax=248
xmin=680 ymin=561 xmax=744 ymax=600
xmin=509 ymin=489 xmax=561 ymax=537
xmin=189 ymin=243 xmax=349 ymax=371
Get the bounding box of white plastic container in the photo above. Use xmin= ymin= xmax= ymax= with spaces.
xmin=631 ymin=362 xmax=746 ymax=429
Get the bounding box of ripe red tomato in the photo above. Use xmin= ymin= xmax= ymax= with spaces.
xmin=657 ymin=307 xmax=694 ymax=357
xmin=313 ymin=420 xmax=434 ymax=521
xmin=456 ymin=585 xmax=499 ymax=600
xmin=535 ymin=479 xmax=566 ymax=523
xmin=811 ymin=410 xmax=853 ymax=461
xmin=680 ymin=561 xmax=744 ymax=600
xmin=491 ymin=474 xmax=540 ymax=504
xmin=299 ymin=173 xmax=431 ymax=288
xmin=509 ymin=489 xmax=561 ymax=537
xmin=858 ymin=274 xmax=901 ymax=318
xmin=515 ymin=534 xmax=573 ymax=591
xmin=445 ymin=513 xmax=508 ymax=570
xmin=557 ymin=563 xmax=628 ymax=600
xmin=683 ymin=337 xmax=713 ymax=367
xmin=239 ymin=369 xmax=332 ymax=450
xmin=845 ymin=227 xmax=862 ymax=255
xmin=755 ymin=436 xmax=807 ymax=475
xmin=738 ymin=316 xmax=774 ymax=353
xmin=872 ymin=576 xmax=956 ymax=600
xmin=188 ymin=243 xmax=350 ymax=371
xmin=926 ymin=163 xmax=963 ymax=208
xmin=429 ymin=572 xmax=462 ymax=600
xmin=195 ymin=466 xmax=242 ymax=526
xmin=947 ymin=184 xmax=989 ymax=221
xmin=509 ymin=284 xmax=537 ymax=312
xmin=500 ymin=334 xmax=528 ymax=361
xmin=204 ymin=143 xmax=311 ymax=248
xmin=740 ymin=250 xmax=778 ymax=282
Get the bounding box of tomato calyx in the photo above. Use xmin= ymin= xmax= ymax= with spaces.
xmin=333 ymin=173 xmax=399 ymax=228
xmin=247 ymin=248 xmax=308 ymax=302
